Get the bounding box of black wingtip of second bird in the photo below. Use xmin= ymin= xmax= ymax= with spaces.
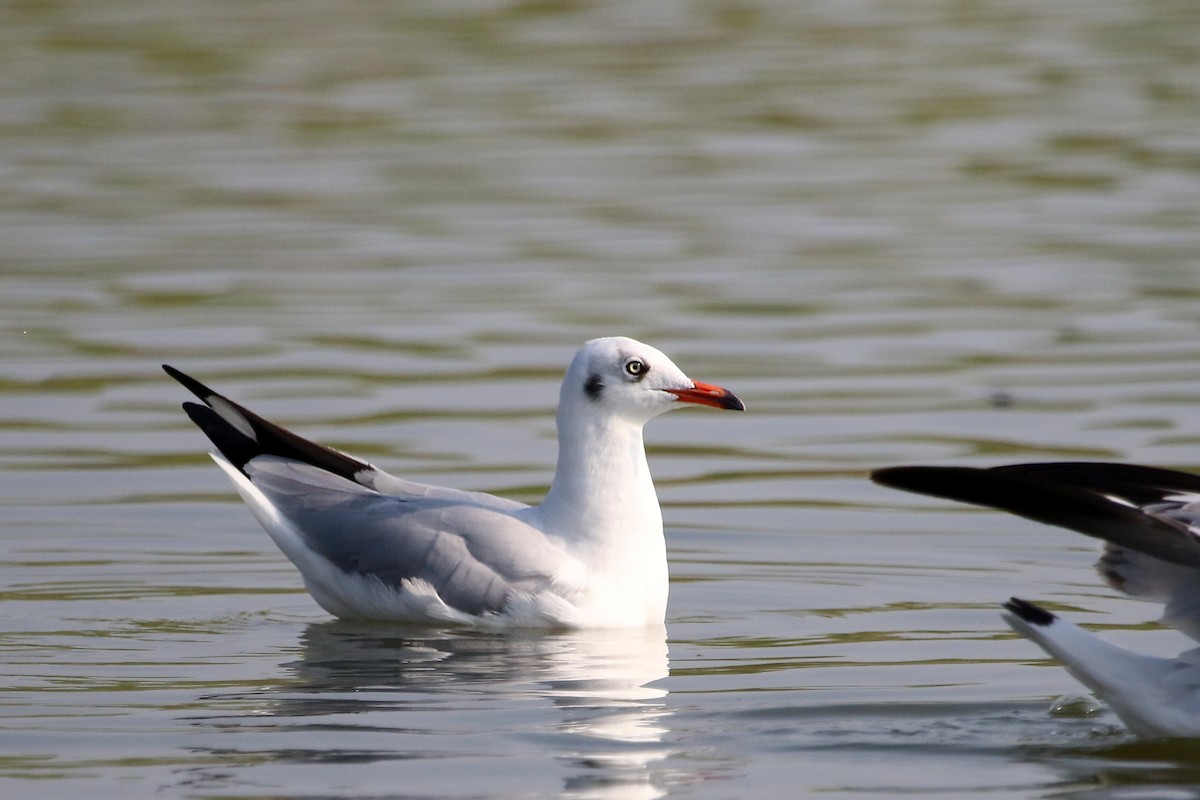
xmin=1003 ymin=597 xmax=1057 ymax=627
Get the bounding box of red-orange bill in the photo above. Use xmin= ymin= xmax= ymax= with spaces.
xmin=666 ymin=381 xmax=745 ymax=411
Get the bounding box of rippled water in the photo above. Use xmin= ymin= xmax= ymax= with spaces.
xmin=5 ymin=1 xmax=1200 ymax=797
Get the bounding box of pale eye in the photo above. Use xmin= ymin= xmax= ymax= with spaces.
xmin=624 ymin=358 xmax=647 ymax=378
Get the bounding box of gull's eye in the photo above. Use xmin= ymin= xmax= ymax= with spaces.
xmin=624 ymin=358 xmax=647 ymax=378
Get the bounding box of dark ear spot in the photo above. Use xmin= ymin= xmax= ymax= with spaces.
xmin=584 ymin=372 xmax=604 ymax=401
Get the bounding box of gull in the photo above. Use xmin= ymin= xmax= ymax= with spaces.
xmin=872 ymin=462 xmax=1200 ymax=738
xmin=166 ymin=337 xmax=744 ymax=629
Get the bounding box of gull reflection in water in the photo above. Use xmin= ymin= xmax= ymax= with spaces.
xmin=279 ymin=621 xmax=673 ymax=799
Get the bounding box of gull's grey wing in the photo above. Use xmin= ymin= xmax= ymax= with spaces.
xmin=1098 ymin=544 xmax=1200 ymax=642
xmin=245 ymin=459 xmax=567 ymax=616
xmin=359 ymin=469 xmax=528 ymax=512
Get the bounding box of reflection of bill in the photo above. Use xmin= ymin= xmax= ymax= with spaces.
xmin=280 ymin=623 xmax=672 ymax=799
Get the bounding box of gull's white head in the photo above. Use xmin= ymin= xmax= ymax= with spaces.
xmin=561 ymin=337 xmax=745 ymax=424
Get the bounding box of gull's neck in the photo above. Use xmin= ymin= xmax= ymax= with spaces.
xmin=526 ymin=356 xmax=672 ymax=627
xmin=537 ymin=408 xmax=664 ymax=556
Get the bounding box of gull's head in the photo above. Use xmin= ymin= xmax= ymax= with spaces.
xmin=561 ymin=336 xmax=745 ymax=424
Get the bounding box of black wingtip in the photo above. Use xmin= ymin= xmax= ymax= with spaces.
xmin=1002 ymin=597 xmax=1057 ymax=627
xmin=166 ymin=365 xmax=373 ymax=484
xmin=163 ymin=364 xmax=218 ymax=405
xmin=868 ymin=465 xmax=903 ymax=484
xmin=181 ymin=402 xmax=260 ymax=472
xmin=870 ymin=465 xmax=967 ymax=491
xmin=871 ymin=462 xmax=1200 ymax=570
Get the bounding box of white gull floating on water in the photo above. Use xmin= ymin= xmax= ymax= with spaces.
xmin=872 ymin=462 xmax=1200 ymax=739
xmin=166 ymin=337 xmax=743 ymax=630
